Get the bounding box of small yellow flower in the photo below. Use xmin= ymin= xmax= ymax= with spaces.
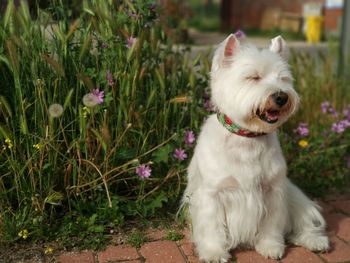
xmin=3 ymin=138 xmax=13 ymax=150
xmin=33 ymin=143 xmax=43 ymax=150
xmin=44 ymin=246 xmax=54 ymax=254
xmin=298 ymin=139 xmax=309 ymax=148
xmin=82 ymin=106 xmax=90 ymax=118
xmin=18 ymin=229 xmax=29 ymax=239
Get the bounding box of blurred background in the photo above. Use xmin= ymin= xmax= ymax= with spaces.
xmin=0 ymin=0 xmax=345 ymax=43
xmin=174 ymin=0 xmax=344 ymax=43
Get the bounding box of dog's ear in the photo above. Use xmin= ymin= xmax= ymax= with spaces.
xmin=270 ymin=36 xmax=289 ymax=60
xmin=212 ymin=34 xmax=240 ymax=73
xmin=224 ymin=34 xmax=239 ymax=58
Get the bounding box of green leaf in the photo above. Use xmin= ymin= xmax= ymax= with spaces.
xmin=115 ymin=147 xmax=137 ymax=160
xmin=152 ymin=144 xmax=172 ymax=164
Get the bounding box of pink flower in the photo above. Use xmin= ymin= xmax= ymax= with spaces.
xmin=204 ymin=99 xmax=214 ymax=112
xmin=173 ymin=148 xmax=187 ymax=161
xmin=234 ymin=30 xmax=246 ymax=38
xmin=92 ymin=88 xmax=104 ymax=104
xmin=293 ymin=122 xmax=309 ymax=137
xmin=331 ymin=122 xmax=345 ymax=133
xmin=106 ymin=70 xmax=114 ymax=86
xmin=135 ymin=164 xmax=152 ymax=179
xmin=184 ymin=131 xmax=195 ymax=147
xmin=126 ymin=36 xmax=137 ymax=48
xmin=321 ymin=101 xmax=330 ymax=113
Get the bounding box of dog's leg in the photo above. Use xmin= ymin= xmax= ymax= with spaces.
xmin=255 ymin=181 xmax=288 ymax=260
xmin=287 ymin=180 xmax=329 ymax=251
xmin=190 ymin=188 xmax=230 ymax=263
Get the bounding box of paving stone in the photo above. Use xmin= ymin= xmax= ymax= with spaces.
xmin=281 ymin=246 xmax=323 ymax=263
xmin=97 ymin=245 xmax=139 ymax=263
xmin=145 ymin=228 xmax=166 ymax=241
xmin=330 ymin=200 xmax=350 ymax=214
xmin=58 ymin=251 xmax=95 ymax=263
xmin=179 ymin=241 xmax=196 ymax=257
xmin=140 ymin=240 xmax=186 ymax=263
xmin=319 ymin=235 xmax=350 ymax=263
xmin=325 ymin=213 xmax=350 ymax=241
xmin=119 ymin=261 xmax=142 ymax=263
xmin=325 ymin=193 xmax=350 ymax=202
xmin=315 ymin=199 xmax=335 ymax=214
xmin=186 ymin=255 xmax=202 ymax=263
xmin=232 ymin=249 xmax=276 ymax=263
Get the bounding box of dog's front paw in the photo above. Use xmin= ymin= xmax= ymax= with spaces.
xmin=197 ymin=242 xmax=230 ymax=263
xmin=255 ymin=239 xmax=285 ymax=260
xmin=292 ymin=234 xmax=329 ymax=252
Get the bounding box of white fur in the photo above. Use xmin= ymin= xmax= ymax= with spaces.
xmin=182 ymin=35 xmax=329 ymax=262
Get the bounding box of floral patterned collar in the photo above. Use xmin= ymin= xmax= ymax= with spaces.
xmin=217 ymin=112 xmax=266 ymax=138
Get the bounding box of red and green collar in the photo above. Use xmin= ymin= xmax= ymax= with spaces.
xmin=217 ymin=112 xmax=266 ymax=138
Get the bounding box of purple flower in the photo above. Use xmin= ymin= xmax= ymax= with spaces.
xmin=173 ymin=148 xmax=187 ymax=161
xmin=234 ymin=30 xmax=246 ymax=39
xmin=149 ymin=3 xmax=157 ymax=12
xmin=328 ymin=106 xmax=338 ymax=118
xmin=101 ymin=42 xmax=108 ymax=49
xmin=135 ymin=164 xmax=152 ymax=179
xmin=106 ymin=70 xmax=114 ymax=86
xmin=343 ymin=105 xmax=350 ymax=119
xmin=293 ymin=122 xmax=309 ymax=137
xmin=331 ymin=122 xmax=345 ymax=133
xmin=204 ymin=99 xmax=214 ymax=112
xmin=92 ymin=88 xmax=104 ymax=104
xmin=126 ymin=36 xmax=137 ymax=48
xmin=321 ymin=101 xmax=330 ymax=113
xmin=340 ymin=119 xmax=350 ymax=128
xmin=203 ymin=90 xmax=210 ymax=100
xmin=184 ymin=131 xmax=195 ymax=147
xmin=128 ymin=12 xmax=140 ymax=19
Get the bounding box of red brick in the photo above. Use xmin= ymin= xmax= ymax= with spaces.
xmin=179 ymin=242 xmax=196 ymax=257
xmin=325 ymin=213 xmax=350 ymax=241
xmin=145 ymin=228 xmax=166 ymax=241
xmin=281 ymin=246 xmax=323 ymax=263
xmin=315 ymin=199 xmax=335 ymax=214
xmin=187 ymin=255 xmax=202 ymax=263
xmin=119 ymin=261 xmax=142 ymax=263
xmin=140 ymin=240 xmax=186 ymax=263
xmin=58 ymin=251 xmax=95 ymax=263
xmin=330 ymin=200 xmax=350 ymax=214
xmin=97 ymin=245 xmax=139 ymax=263
xmin=181 ymin=228 xmax=192 ymax=240
xmin=325 ymin=193 xmax=350 ymax=202
xmin=319 ymin=235 xmax=350 ymax=263
xmin=232 ymin=249 xmax=276 ymax=263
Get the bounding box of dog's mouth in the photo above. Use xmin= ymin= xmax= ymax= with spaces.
xmin=256 ymin=109 xmax=280 ymax=124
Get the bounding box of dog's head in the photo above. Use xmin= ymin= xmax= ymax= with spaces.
xmin=211 ymin=34 xmax=299 ymax=134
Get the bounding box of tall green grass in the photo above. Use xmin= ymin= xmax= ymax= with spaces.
xmin=0 ymin=0 xmax=209 ymax=245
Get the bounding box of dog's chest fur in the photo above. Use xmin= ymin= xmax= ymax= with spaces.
xmin=194 ymin=115 xmax=287 ymax=191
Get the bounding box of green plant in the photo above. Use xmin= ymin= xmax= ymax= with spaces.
xmin=127 ymin=230 xmax=147 ymax=248
xmin=0 ymin=0 xmax=209 ymax=244
xmin=165 ymin=230 xmax=184 ymax=241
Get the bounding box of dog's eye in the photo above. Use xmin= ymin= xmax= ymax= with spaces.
xmin=247 ymin=75 xmax=261 ymax=81
xmin=281 ymin=76 xmax=292 ymax=83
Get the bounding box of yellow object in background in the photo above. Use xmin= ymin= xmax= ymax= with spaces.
xmin=306 ymin=16 xmax=323 ymax=44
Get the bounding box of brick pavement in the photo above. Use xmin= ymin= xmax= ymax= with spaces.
xmin=58 ymin=194 xmax=350 ymax=263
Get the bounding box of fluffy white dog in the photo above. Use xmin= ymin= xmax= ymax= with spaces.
xmin=182 ymin=34 xmax=329 ymax=262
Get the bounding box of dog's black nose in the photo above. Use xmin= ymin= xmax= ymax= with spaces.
xmin=272 ymin=92 xmax=288 ymax=107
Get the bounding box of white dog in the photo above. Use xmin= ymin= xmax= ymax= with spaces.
xmin=182 ymin=34 xmax=329 ymax=262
